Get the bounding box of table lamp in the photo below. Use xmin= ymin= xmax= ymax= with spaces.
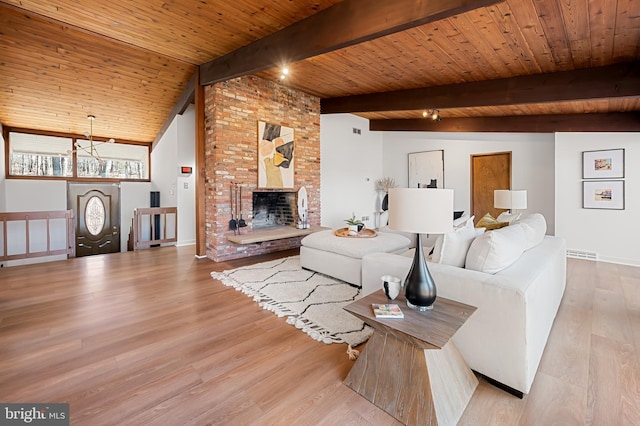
xmin=388 ymin=188 xmax=453 ymax=311
xmin=494 ymin=189 xmax=527 ymax=213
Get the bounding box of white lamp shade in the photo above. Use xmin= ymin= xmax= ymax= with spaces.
xmin=494 ymin=189 xmax=527 ymax=209
xmin=388 ymin=188 xmax=453 ymax=234
xmin=494 ymin=190 xmax=511 ymax=209
xmin=511 ymin=190 xmax=527 ymax=209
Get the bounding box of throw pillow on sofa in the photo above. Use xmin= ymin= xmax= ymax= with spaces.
xmin=476 ymin=213 xmax=509 ymax=230
xmin=465 ymin=224 xmax=527 ymax=273
xmin=432 ymin=220 xmax=485 ymax=267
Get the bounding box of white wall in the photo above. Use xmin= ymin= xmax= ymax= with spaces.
xmin=151 ymin=104 xmax=196 ymax=246
xmin=320 ymin=114 xmax=383 ymax=229
xmin=176 ymin=105 xmax=196 ymax=246
xmin=320 ymin=116 xmax=557 ymax=233
xmin=120 ymin=181 xmax=152 ymax=251
xmin=2 ymin=180 xmax=69 ymax=266
xmin=4 ymin=180 xmax=68 ymax=211
xmin=151 ymin=119 xmax=178 ymax=207
xmin=555 ymin=133 xmax=639 ymax=266
xmin=380 ymin=132 xmax=556 ymax=233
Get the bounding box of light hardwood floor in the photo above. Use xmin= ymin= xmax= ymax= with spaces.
xmin=1 ymin=246 xmax=639 ymax=425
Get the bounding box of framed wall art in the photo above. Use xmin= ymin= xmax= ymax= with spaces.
xmin=582 ymin=148 xmax=624 ymax=179
xmin=582 ymin=180 xmax=625 ymax=210
xmin=257 ymin=121 xmax=294 ymax=189
xmin=408 ymin=150 xmax=444 ymax=189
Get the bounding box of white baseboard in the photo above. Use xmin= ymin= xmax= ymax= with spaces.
xmin=596 ymin=255 xmax=640 ymax=268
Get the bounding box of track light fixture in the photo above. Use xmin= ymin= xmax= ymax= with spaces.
xmin=422 ymin=109 xmax=441 ymax=121
xmin=280 ymin=67 xmax=289 ymax=80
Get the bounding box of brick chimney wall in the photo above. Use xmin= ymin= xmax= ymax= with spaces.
xmin=204 ymin=75 xmax=321 ymax=262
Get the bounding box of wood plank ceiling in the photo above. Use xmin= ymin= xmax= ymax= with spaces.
xmin=0 ymin=0 xmax=639 ymax=142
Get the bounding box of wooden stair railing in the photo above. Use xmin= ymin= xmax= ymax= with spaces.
xmin=132 ymin=207 xmax=178 ymax=250
xmin=0 ymin=210 xmax=75 ymax=262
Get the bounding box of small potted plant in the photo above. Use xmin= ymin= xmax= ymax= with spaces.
xmin=345 ymin=215 xmax=365 ymax=233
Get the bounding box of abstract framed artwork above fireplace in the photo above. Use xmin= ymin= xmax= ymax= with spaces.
xmin=257 ymin=121 xmax=295 ymax=189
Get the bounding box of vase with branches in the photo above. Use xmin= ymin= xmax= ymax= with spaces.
xmin=375 ymin=177 xmax=397 ymax=211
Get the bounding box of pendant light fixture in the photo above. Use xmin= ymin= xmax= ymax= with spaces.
xmin=69 ymin=115 xmax=115 ymax=163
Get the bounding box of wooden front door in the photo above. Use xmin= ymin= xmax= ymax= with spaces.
xmin=68 ymin=183 xmax=121 ymax=257
xmin=471 ymin=152 xmax=512 ymax=222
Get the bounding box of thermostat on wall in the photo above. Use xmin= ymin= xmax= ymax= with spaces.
xmin=180 ymin=166 xmax=192 ymax=175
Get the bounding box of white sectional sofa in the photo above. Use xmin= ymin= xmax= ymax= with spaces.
xmin=360 ymin=214 xmax=567 ymax=396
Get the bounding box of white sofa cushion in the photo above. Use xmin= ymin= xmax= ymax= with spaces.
xmin=465 ymin=224 xmax=527 ymax=273
xmin=378 ymin=225 xmax=417 ymax=247
xmin=513 ymin=213 xmax=547 ymax=250
xmin=432 ymin=221 xmax=485 ymax=267
xmin=453 ymin=212 xmax=470 ymax=227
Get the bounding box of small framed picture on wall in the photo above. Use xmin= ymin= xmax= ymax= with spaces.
xmin=582 ymin=148 xmax=624 ymax=179
xmin=582 ymin=180 xmax=625 ymax=210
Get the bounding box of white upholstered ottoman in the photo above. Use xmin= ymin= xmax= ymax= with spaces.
xmin=299 ymin=230 xmax=411 ymax=286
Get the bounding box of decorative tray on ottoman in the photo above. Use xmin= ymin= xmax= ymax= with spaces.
xmin=334 ymin=228 xmax=377 ymax=238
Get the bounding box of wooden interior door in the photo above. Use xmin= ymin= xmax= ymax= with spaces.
xmin=471 ymin=152 xmax=511 ymax=222
xmin=68 ymin=183 xmax=121 ymax=257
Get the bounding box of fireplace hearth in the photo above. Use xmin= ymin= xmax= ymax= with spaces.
xmin=252 ymin=191 xmax=296 ymax=229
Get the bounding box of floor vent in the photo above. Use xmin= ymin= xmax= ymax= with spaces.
xmin=566 ymin=249 xmax=598 ymax=260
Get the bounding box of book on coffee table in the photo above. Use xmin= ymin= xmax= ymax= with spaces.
xmin=372 ymin=303 xmax=404 ymax=319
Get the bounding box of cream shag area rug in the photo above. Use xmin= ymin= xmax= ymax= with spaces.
xmin=211 ymin=256 xmax=373 ymax=347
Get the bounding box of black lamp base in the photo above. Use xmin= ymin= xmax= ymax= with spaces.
xmin=404 ymin=234 xmax=437 ymax=310
xmin=406 ymin=299 xmax=433 ymax=311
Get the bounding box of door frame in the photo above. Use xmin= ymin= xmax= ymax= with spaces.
xmin=470 ymin=151 xmax=512 ymax=222
xmin=67 ymin=182 xmax=121 ymax=256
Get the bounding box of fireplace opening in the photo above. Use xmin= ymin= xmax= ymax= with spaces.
xmin=252 ymin=191 xmax=296 ymax=229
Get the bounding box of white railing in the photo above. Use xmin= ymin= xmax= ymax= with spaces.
xmin=132 ymin=207 xmax=178 ymax=250
xmin=0 ymin=210 xmax=75 ymax=261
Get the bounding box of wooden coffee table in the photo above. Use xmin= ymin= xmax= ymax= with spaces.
xmin=343 ymin=290 xmax=478 ymax=425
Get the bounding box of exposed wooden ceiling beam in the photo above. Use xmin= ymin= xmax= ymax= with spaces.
xmin=369 ymin=112 xmax=640 ymax=132
xmin=152 ymin=72 xmax=196 ymax=149
xmin=322 ymin=62 xmax=640 ymax=113
xmin=200 ymin=0 xmax=503 ymax=85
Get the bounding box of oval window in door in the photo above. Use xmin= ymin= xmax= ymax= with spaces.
xmin=85 ymin=196 xmax=106 ymax=236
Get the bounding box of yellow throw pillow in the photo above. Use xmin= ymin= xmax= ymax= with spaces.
xmin=476 ymin=213 xmax=509 ymax=230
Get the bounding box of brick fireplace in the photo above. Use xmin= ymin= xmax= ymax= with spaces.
xmin=204 ymin=75 xmax=321 ymax=262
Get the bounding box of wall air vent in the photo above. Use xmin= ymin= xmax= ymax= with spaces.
xmin=566 ymin=249 xmax=598 ymax=261
xmin=352 ymin=127 xmax=361 ymax=135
